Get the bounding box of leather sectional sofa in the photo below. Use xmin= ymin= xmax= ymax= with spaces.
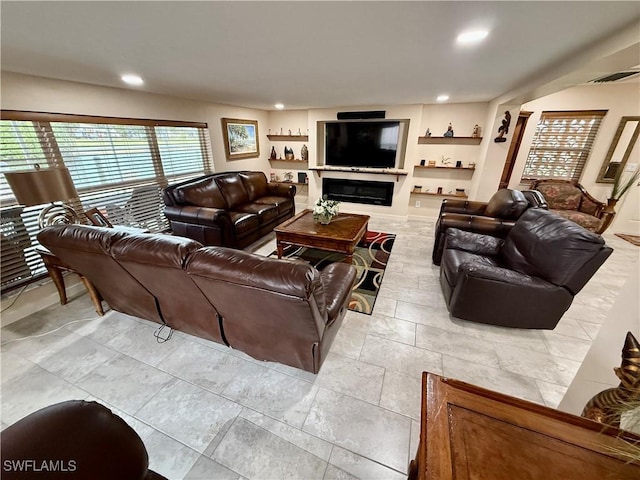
xmin=439 ymin=208 xmax=612 ymax=329
xmin=37 ymin=224 xmax=356 ymax=373
xmin=162 ymin=171 xmax=296 ymax=248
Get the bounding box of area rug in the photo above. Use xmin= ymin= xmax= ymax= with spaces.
xmin=269 ymin=231 xmax=395 ymax=315
xmin=615 ymin=233 xmax=640 ymax=247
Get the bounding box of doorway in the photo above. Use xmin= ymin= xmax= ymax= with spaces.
xmin=498 ymin=111 xmax=532 ymax=189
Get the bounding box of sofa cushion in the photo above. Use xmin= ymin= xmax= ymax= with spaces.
xmin=229 ymin=211 xmax=259 ymax=237
xmin=175 ymin=177 xmax=228 ymax=209
xmin=500 ymin=209 xmax=606 ymax=287
xmin=484 ymin=189 xmax=529 ymax=219
xmin=239 ymin=171 xmax=269 ymax=201
xmin=215 ymin=173 xmax=250 ymax=209
xmin=536 ymin=183 xmax=582 ymax=210
xmin=551 ymin=209 xmax=601 ymax=232
xmin=235 ymin=202 xmax=279 ymax=224
xmin=254 ymin=196 xmax=294 ymax=215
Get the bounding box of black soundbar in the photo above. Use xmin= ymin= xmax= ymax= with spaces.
xmin=337 ymin=110 xmax=386 ymax=120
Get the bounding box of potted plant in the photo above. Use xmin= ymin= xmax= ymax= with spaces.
xmin=600 ymin=166 xmax=640 ymax=233
xmin=312 ymin=195 xmax=340 ymax=225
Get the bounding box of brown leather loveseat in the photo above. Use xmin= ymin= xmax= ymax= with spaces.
xmin=163 ymin=171 xmax=296 ymax=248
xmin=37 ymin=224 xmax=356 ymax=373
xmin=1 ymin=400 xmax=167 ymax=480
xmin=439 ymin=208 xmax=612 ymax=329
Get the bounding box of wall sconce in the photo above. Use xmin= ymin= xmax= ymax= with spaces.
xmin=4 ymin=165 xmax=80 ymax=228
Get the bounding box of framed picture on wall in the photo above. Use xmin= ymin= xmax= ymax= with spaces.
xmin=85 ymin=208 xmax=113 ymax=228
xmin=221 ymin=118 xmax=260 ymax=160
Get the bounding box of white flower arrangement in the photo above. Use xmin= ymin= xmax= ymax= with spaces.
xmin=313 ymin=195 xmax=340 ymax=224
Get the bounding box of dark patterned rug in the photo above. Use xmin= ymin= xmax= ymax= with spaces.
xmin=269 ymin=231 xmax=395 ymax=315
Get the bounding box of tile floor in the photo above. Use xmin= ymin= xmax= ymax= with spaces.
xmin=1 ymin=216 xmax=638 ymax=479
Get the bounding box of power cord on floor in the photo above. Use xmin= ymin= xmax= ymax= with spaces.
xmin=0 ymin=316 xmax=104 ymax=346
xmin=0 ymin=284 xmax=29 ymax=313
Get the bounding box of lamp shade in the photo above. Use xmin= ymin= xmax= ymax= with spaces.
xmin=4 ymin=167 xmax=78 ymax=206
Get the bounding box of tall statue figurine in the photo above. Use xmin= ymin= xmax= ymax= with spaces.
xmin=425 ymin=128 xmax=431 ymax=137
xmin=472 ymin=125 xmax=481 ymax=138
xmin=301 ymin=144 xmax=309 ymax=161
xmin=443 ymin=123 xmax=454 ymax=137
xmin=270 ymin=146 xmax=277 ymax=160
xmin=494 ymin=111 xmax=511 ymax=143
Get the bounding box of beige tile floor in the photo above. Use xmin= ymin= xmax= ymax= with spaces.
xmin=1 ymin=215 xmax=637 ymax=479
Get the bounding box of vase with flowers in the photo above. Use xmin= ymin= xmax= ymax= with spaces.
xmin=313 ymin=195 xmax=340 ymax=225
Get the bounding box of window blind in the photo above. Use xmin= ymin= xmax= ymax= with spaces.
xmin=521 ymin=110 xmax=606 ymax=182
xmin=0 ymin=111 xmax=213 ymax=293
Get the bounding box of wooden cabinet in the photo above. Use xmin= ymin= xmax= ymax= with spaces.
xmin=409 ymin=372 xmax=640 ymax=480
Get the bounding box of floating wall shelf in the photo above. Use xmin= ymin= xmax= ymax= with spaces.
xmin=267 ymin=135 xmax=309 ymax=141
xmin=309 ymin=166 xmax=408 ymax=182
xmin=268 ymin=158 xmax=308 ymax=163
xmin=411 ymin=191 xmax=469 ymax=199
xmin=417 ymin=136 xmax=482 ymax=145
xmin=414 ymin=165 xmax=475 ymax=171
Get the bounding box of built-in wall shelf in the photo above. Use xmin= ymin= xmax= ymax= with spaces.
xmin=267 ymin=135 xmax=308 ymax=141
xmin=411 ymin=191 xmax=469 ymax=199
xmin=309 ymin=166 xmax=408 ymax=182
xmin=268 ymin=158 xmax=308 ymax=164
xmin=417 ymin=136 xmax=482 ymax=145
xmin=414 ymin=165 xmax=475 ymax=171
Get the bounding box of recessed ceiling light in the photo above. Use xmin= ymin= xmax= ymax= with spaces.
xmin=437 ymin=94 xmax=450 ymax=102
xmin=456 ymin=30 xmax=489 ymax=45
xmin=121 ymin=74 xmax=144 ymax=86
xmin=274 ymin=103 xmax=285 ymax=110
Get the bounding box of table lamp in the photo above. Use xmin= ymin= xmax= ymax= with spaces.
xmin=4 ymin=165 xmax=80 ymax=228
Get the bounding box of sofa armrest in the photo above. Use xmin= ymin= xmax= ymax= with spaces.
xmin=320 ymin=262 xmax=357 ymax=322
xmin=439 ymin=198 xmax=488 ymax=216
xmin=460 ymin=262 xmax=539 ymax=288
xmin=268 ymin=182 xmax=297 ymax=198
xmin=163 ymin=205 xmax=230 ymax=227
xmin=444 ymin=228 xmax=503 ymax=257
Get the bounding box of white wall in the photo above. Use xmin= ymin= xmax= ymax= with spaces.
xmin=0 ymin=72 xmax=269 ymax=175
xmin=510 ymin=82 xmax=640 ymax=232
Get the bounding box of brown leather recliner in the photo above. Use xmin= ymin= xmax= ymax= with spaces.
xmin=1 ymin=400 xmax=167 ymax=480
xmin=432 ymin=188 xmax=547 ymax=265
xmin=439 ymin=208 xmax=612 ymax=329
xmin=37 ymin=225 xmax=356 ymax=373
xmin=163 ymin=171 xmax=296 ymax=248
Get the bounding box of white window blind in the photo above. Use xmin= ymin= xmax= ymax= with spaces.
xmin=521 ymin=110 xmax=607 ymax=182
xmin=0 ymin=111 xmax=213 ymax=292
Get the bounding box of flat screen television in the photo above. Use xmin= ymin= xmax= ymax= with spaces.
xmin=325 ymin=121 xmax=400 ymax=168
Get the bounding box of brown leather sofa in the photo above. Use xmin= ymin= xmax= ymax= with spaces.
xmin=37 ymin=225 xmax=356 ymax=373
xmin=530 ymin=179 xmax=610 ymax=233
xmin=439 ymin=208 xmax=612 ymax=329
xmin=432 ymin=188 xmax=547 ymax=265
xmin=1 ymin=400 xmax=167 ymax=480
xmin=162 ymin=171 xmax=296 ymax=248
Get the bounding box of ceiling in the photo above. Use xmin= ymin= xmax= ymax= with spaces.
xmin=2 ymin=1 xmax=639 ymax=111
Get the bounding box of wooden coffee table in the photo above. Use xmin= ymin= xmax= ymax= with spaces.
xmin=274 ymin=209 xmax=370 ymax=264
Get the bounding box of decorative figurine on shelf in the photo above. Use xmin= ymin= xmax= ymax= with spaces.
xmin=495 ymin=111 xmax=511 ymax=143
xmin=270 ymin=146 xmax=277 ymax=160
xmin=472 ymin=124 xmax=481 ymax=138
xmin=441 ymin=155 xmax=452 ymax=166
xmin=297 ymin=128 xmax=302 ymax=136
xmin=443 ymin=123 xmax=454 ymax=137
xmin=284 ymin=146 xmax=295 ymax=160
xmin=283 ymin=171 xmax=294 ymax=183
xmin=428 ymin=160 xmax=436 ymax=167
xmin=455 ymin=161 xmax=463 ymax=168
xmin=288 ymin=129 xmax=292 ymax=135
xmin=301 ymin=144 xmax=309 ymax=161
xmin=420 ymin=159 xmax=426 ymax=166
xmin=437 ymin=186 xmax=443 ymax=194
xmin=425 ymin=128 xmax=432 ymax=137
xmin=280 ymin=127 xmax=284 ymax=135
